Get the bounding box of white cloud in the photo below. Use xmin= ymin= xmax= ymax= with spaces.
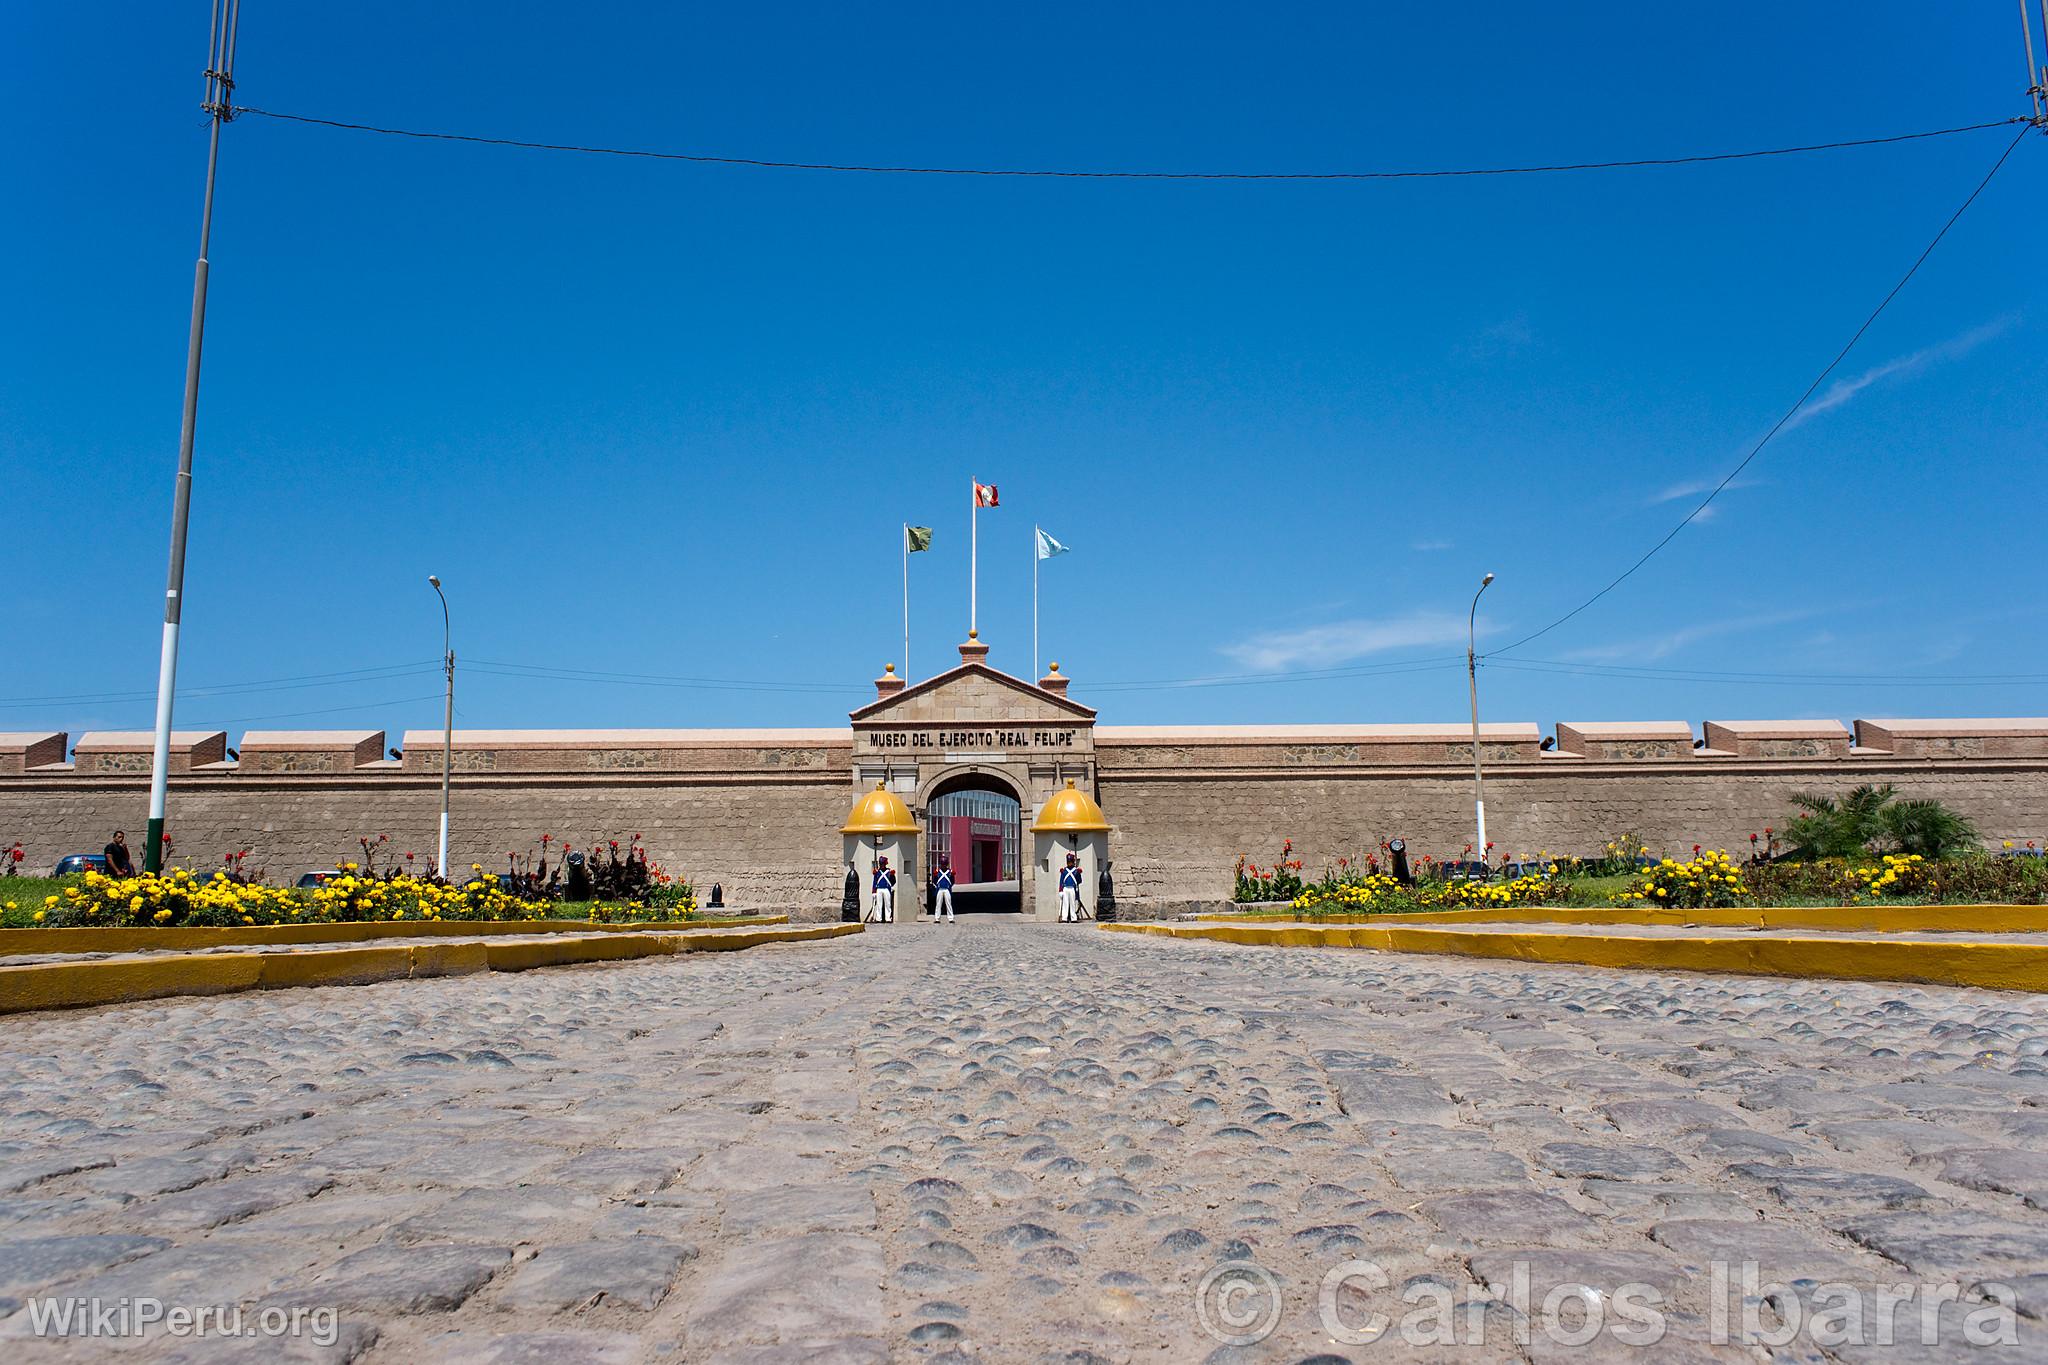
xmin=1642 ymin=318 xmax=2015 ymax=513
xmin=1783 ymin=315 xmax=2014 ymax=433
xmin=1559 ymin=608 xmax=1822 ymax=665
xmin=1457 ymin=313 xmax=1534 ymax=361
xmin=1223 ymin=611 xmax=1476 ymax=671
xmin=1650 ymin=476 xmax=1757 ymax=505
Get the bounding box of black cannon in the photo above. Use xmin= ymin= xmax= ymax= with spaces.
xmin=1096 ymin=862 xmax=1117 ymax=922
xmin=1388 ymin=838 xmax=1414 ymax=887
xmin=839 ymin=864 xmax=861 ymax=922
xmin=564 ymin=849 xmax=593 ymax=901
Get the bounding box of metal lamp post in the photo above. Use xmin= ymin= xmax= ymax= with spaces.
xmin=429 ymin=576 xmax=453 ymax=877
xmin=1467 ymin=572 xmax=1495 ymax=871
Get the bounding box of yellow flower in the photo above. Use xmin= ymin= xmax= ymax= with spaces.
xmin=32 ymin=910 xmax=45 ymax=922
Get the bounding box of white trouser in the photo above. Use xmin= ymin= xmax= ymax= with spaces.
xmin=934 ymin=888 xmax=954 ymax=920
xmin=1059 ymin=887 xmax=1078 ymax=921
xmin=874 ymin=888 xmax=893 ymax=921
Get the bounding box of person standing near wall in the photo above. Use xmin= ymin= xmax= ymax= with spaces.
xmin=873 ymin=855 xmax=897 ymax=923
xmin=1058 ymin=851 xmax=1082 ymax=922
xmin=933 ymin=855 xmax=955 ymax=923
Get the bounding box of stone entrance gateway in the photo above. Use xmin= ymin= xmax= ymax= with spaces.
xmin=922 ymin=771 xmax=1022 ymax=914
xmin=846 ymin=632 xmax=1102 ymax=921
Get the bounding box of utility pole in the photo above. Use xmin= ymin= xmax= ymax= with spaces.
xmin=2024 ymin=1 xmax=2048 ymax=127
xmin=1467 ymin=573 xmax=1495 ymax=870
xmin=145 ymin=0 xmax=241 ymax=873
xmin=430 ymin=576 xmax=453 ymax=878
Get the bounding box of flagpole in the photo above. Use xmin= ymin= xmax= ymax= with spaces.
xmin=969 ymin=484 xmax=978 ymax=637
xmin=902 ymin=523 xmax=910 ymax=679
xmin=1032 ymin=525 xmax=1039 ymax=678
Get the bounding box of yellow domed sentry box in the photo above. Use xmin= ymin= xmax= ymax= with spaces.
xmin=1030 ymin=779 xmax=1111 ymax=922
xmin=841 ymin=781 xmax=918 ymax=923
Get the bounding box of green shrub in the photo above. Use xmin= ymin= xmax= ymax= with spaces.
xmin=1780 ymin=785 xmax=1978 ymax=860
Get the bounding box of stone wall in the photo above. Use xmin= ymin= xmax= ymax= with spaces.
xmin=1096 ymin=758 xmax=2048 ymax=911
xmin=3 ymin=717 xmax=2045 ymax=920
xmin=0 ymin=774 xmax=851 ymax=920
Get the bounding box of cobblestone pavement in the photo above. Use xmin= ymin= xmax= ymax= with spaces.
xmin=1 ymin=919 xmax=2043 ymax=1362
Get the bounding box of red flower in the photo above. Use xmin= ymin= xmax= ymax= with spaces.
xmin=1693 ymin=844 xmax=1702 ymax=855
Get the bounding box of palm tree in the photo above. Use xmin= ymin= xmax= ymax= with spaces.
xmin=1780 ymin=784 xmax=1978 ymax=860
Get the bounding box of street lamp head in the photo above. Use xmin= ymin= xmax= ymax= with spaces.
xmin=428 ymin=575 xmax=442 ymax=590
xmin=1481 ymin=572 xmax=1495 ymax=587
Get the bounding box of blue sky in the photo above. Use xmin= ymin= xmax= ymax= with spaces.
xmin=3 ymin=3 xmax=2044 ymax=743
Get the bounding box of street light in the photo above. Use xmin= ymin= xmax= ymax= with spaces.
xmin=429 ymin=576 xmax=452 ymax=878
xmin=1468 ymin=572 xmax=1495 ymax=871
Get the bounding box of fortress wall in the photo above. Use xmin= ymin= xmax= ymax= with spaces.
xmin=3 ymin=721 xmax=2044 ymax=921
xmin=0 ymin=774 xmax=853 ymax=917
xmin=1094 ymin=722 xmax=2048 ymax=912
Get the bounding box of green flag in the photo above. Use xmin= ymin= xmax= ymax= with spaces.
xmin=906 ymin=525 xmax=933 ymax=553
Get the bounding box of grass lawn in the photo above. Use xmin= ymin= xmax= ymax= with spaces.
xmin=0 ymin=877 xmax=66 ymax=926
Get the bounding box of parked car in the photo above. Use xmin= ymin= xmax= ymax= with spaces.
xmin=52 ymin=853 xmax=109 ymax=877
xmin=1432 ymin=859 xmax=1494 ymax=881
xmin=295 ymin=870 xmax=345 ymax=888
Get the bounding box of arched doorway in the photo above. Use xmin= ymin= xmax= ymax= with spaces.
xmin=922 ymin=770 xmax=1023 ymax=914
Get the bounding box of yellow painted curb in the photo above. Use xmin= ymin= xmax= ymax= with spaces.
xmin=411 ymin=941 xmax=491 ymax=979
xmin=1104 ymin=921 xmax=2048 ymax=993
xmin=0 ymin=914 xmax=786 ymax=957
xmin=0 ymin=953 xmax=265 ymax=1014
xmin=482 ymin=934 xmax=674 ymax=972
xmin=1200 ymin=904 xmax=2048 ymax=934
xmin=0 ymin=922 xmax=860 ymax=1015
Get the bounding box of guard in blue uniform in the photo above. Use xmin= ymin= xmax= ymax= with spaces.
xmin=872 ymin=855 xmax=897 ymax=923
xmin=933 ymin=857 xmax=956 ymax=922
xmin=1058 ymin=852 xmax=1083 ymax=922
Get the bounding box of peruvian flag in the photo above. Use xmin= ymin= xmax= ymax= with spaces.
xmin=973 ymin=481 xmax=999 ymax=508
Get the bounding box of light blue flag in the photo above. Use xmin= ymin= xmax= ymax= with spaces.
xmin=1035 ymin=527 xmax=1071 ymax=561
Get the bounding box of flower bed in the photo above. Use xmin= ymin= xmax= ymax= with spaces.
xmin=1289 ymin=868 xmax=1570 ymax=916
xmin=3 ymin=866 xmax=696 ymax=930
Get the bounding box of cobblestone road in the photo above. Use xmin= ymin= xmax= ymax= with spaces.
xmin=2 ymin=919 xmax=2044 ymax=1362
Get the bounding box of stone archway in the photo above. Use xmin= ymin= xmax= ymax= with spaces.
xmin=920 ymin=767 xmax=1025 ymax=914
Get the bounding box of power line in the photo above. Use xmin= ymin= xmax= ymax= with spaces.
xmin=465 ymin=660 xmax=866 ymax=696
xmin=0 ymin=661 xmax=440 ymax=709
xmin=190 ymin=692 xmax=447 ymax=726
xmin=1502 ymin=657 xmax=2048 ymax=683
xmin=232 ymin=106 xmax=2024 ymax=182
xmin=1488 ymin=123 xmax=2035 ymax=660
xmin=1488 ymin=660 xmax=2048 ymax=688
xmin=1087 ymin=657 xmax=1465 ymax=692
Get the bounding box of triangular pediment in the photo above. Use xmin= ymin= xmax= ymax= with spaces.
xmin=851 ymin=663 xmax=1096 ymax=724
